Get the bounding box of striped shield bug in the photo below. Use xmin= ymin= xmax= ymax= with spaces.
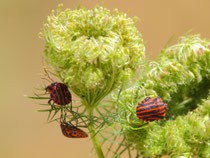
xmin=60 ymin=122 xmax=88 ymax=138
xmin=42 ymin=66 xmax=72 ymax=107
xmin=136 ymin=96 xmax=168 ymax=122
xmin=45 ymin=82 xmax=72 ymax=107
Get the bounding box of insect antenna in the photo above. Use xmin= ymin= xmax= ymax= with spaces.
xmin=41 ymin=77 xmax=52 ymax=84
xmin=43 ymin=67 xmax=55 ymax=83
xmin=42 ymin=58 xmax=55 ymax=83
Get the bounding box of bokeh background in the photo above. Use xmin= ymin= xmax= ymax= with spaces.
xmin=1 ymin=0 xmax=210 ymax=157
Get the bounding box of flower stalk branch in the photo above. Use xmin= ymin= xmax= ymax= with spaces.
xmin=87 ymin=107 xmax=105 ymax=158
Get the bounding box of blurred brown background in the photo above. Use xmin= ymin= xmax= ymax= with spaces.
xmin=0 ymin=0 xmax=209 ymax=158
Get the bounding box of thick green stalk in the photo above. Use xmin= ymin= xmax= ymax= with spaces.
xmin=88 ymin=107 xmax=105 ymax=158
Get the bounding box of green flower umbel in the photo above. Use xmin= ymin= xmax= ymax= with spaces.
xmin=41 ymin=4 xmax=145 ymax=108
xmin=40 ymin=4 xmax=145 ymax=158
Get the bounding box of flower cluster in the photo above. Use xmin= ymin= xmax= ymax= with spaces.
xmin=40 ymin=5 xmax=145 ymax=107
xmin=109 ymin=35 xmax=210 ymax=157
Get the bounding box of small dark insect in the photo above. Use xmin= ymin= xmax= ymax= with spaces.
xmin=60 ymin=122 xmax=88 ymax=138
xmin=136 ymin=96 xmax=168 ymax=122
xmin=45 ymin=82 xmax=72 ymax=106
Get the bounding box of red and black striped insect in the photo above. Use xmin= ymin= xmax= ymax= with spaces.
xmin=60 ymin=122 xmax=88 ymax=138
xmin=136 ymin=96 xmax=168 ymax=122
xmin=45 ymin=82 xmax=72 ymax=107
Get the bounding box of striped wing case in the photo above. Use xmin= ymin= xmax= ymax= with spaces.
xmin=46 ymin=82 xmax=72 ymax=105
xmin=136 ymin=96 xmax=168 ymax=122
xmin=60 ymin=123 xmax=88 ymax=138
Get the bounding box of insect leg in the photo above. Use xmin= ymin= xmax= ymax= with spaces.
xmin=48 ymin=99 xmax=52 ymax=105
xmin=75 ymin=107 xmax=79 ymax=127
xmin=64 ymin=111 xmax=67 ymax=122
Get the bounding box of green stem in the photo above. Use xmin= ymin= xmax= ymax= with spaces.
xmin=88 ymin=107 xmax=105 ymax=158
